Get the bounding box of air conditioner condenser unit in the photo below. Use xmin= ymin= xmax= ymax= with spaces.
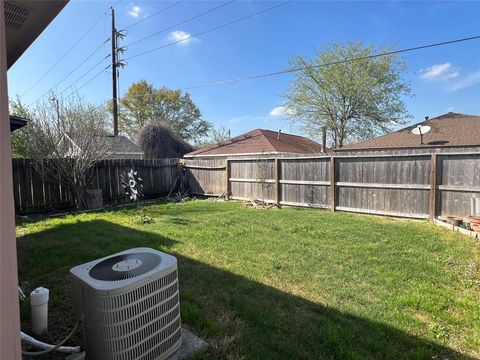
xmin=70 ymin=247 xmax=182 ymax=360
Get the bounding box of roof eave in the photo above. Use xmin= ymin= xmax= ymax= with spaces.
xmin=9 ymin=115 xmax=28 ymax=132
xmin=6 ymin=0 xmax=69 ymax=69
xmin=183 ymin=151 xmax=327 ymax=158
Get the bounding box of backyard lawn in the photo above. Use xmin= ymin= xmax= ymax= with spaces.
xmin=16 ymin=201 xmax=480 ymax=359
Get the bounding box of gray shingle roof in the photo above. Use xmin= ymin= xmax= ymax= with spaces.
xmin=338 ymin=112 xmax=480 ymax=151
xmin=99 ymin=135 xmax=143 ymax=154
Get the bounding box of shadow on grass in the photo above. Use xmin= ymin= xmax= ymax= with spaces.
xmin=17 ymin=220 xmax=473 ymax=360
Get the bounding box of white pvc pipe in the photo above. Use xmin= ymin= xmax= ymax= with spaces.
xmin=30 ymin=287 xmax=49 ymax=336
xmin=20 ymin=332 xmax=81 ymax=354
xmin=18 ymin=287 xmax=26 ymax=301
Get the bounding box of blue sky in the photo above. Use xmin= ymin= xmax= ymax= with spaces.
xmin=7 ymin=0 xmax=480 ymax=139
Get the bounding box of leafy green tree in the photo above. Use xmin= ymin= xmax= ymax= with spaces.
xmin=118 ymin=80 xmax=211 ymax=142
xmin=283 ymin=42 xmax=412 ymax=148
xmin=9 ymin=96 xmax=32 ymax=158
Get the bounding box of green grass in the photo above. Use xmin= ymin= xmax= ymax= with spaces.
xmin=16 ymin=201 xmax=480 ymax=359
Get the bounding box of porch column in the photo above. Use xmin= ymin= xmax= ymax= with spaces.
xmin=0 ymin=2 xmax=22 ymax=358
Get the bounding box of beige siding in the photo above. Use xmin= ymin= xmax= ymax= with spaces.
xmin=0 ymin=6 xmax=21 ymax=358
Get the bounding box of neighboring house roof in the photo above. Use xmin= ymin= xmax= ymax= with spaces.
xmin=185 ymin=129 xmax=324 ymax=157
xmin=9 ymin=115 xmax=27 ymax=132
xmin=338 ymin=112 xmax=480 ymax=151
xmin=62 ymin=135 xmax=143 ymax=158
xmin=100 ymin=135 xmax=144 ymax=155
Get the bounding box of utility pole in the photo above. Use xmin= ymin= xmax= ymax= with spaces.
xmin=50 ymin=95 xmax=60 ymax=129
xmin=111 ymin=7 xmax=119 ymax=136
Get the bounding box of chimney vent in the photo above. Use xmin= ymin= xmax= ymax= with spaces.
xmin=277 ymin=129 xmax=282 ymax=140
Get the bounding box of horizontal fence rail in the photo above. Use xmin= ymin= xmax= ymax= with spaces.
xmin=184 ymin=152 xmax=480 ymax=219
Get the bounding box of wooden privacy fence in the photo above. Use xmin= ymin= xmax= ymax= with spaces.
xmin=184 ymin=152 xmax=480 ymax=219
xmin=12 ymin=158 xmax=179 ymax=214
xmin=12 ymin=154 xmax=480 ymax=218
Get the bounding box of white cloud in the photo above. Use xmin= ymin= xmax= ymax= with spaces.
xmin=128 ymin=4 xmax=141 ymax=18
xmin=449 ymin=70 xmax=480 ymax=92
xmin=446 ymin=106 xmax=455 ymax=112
xmin=168 ymin=30 xmax=195 ymax=45
xmin=420 ymin=63 xmax=459 ymax=81
xmin=269 ymin=106 xmax=293 ymax=117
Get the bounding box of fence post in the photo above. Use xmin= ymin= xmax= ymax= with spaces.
xmin=330 ymin=155 xmax=336 ymax=211
xmin=225 ymin=159 xmax=230 ymax=200
xmin=274 ymin=158 xmax=280 ymax=206
xmin=429 ymin=153 xmax=437 ymax=221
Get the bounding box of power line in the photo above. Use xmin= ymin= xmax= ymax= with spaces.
xmin=121 ymin=0 xmax=185 ymax=31
xmin=37 ymin=38 xmax=110 ymax=101
xmin=124 ymin=0 xmax=293 ymax=61
xmin=183 ymin=35 xmax=480 ymax=90
xmin=63 ymin=65 xmax=112 ymax=101
xmin=21 ymin=12 xmax=106 ymax=97
xmin=124 ymin=0 xmax=236 ymax=48
xmin=30 ymin=53 xmax=106 ymax=108
xmin=61 ymin=98 xmax=112 ymax=121
xmin=30 ymin=53 xmax=110 ymax=107
xmin=59 ymin=54 xmax=111 ymax=96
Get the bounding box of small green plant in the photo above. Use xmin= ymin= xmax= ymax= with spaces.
xmin=272 ymin=259 xmax=285 ymax=271
xmin=428 ymin=322 xmax=449 ymax=342
xmin=131 ymin=214 xmax=155 ymax=225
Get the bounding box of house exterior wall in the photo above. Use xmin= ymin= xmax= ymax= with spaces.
xmin=0 ymin=5 xmax=22 ymax=358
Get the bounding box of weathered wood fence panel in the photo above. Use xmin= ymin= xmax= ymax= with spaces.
xmin=183 ymin=158 xmax=227 ymax=196
xmin=185 ymin=152 xmax=480 ymax=219
xmin=280 ymin=158 xmax=330 ymax=208
xmin=335 ymin=156 xmax=431 ymax=218
xmin=12 ymin=158 xmax=179 ymax=215
xmin=437 ymin=154 xmax=480 ymax=217
xmin=12 ymin=159 xmax=73 ymax=214
xmin=229 ymin=159 xmax=275 ymax=202
xmin=88 ymin=158 xmax=178 ymax=201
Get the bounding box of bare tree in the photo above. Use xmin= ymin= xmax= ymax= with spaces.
xmin=198 ymin=126 xmax=231 ymax=147
xmin=256 ymin=153 xmax=273 ymax=207
xmin=26 ymin=95 xmax=111 ymax=209
xmin=136 ymin=121 xmax=193 ymax=159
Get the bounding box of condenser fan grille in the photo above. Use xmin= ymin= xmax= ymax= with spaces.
xmin=89 ymin=253 xmax=162 ymax=281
